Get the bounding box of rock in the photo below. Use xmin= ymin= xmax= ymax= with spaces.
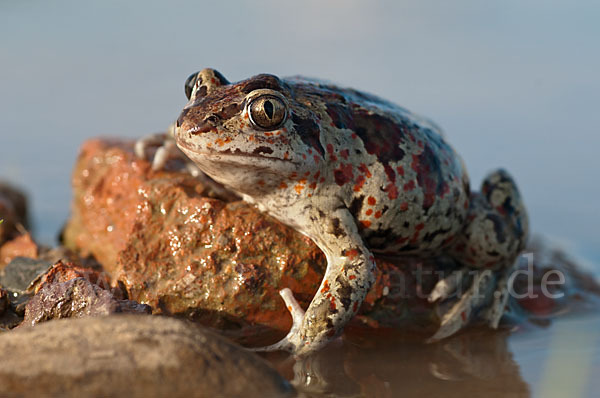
xmin=0 ymin=257 xmax=52 ymax=295
xmin=62 ymin=138 xmax=437 ymax=342
xmin=0 ymin=181 xmax=29 ymax=245
xmin=31 ymin=259 xmax=112 ymax=294
xmin=0 ymin=288 xmax=7 ymax=316
xmin=0 ymin=233 xmax=38 ymax=268
xmin=22 ymin=277 xmax=151 ymax=327
xmin=0 ymin=315 xmax=295 ymax=397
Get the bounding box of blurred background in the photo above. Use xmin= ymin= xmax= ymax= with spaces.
xmin=2 ymin=1 xmax=599 ymax=395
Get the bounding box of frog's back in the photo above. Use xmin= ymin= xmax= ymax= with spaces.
xmin=285 ymin=77 xmax=471 ymax=255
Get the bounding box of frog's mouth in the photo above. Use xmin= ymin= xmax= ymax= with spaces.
xmin=177 ymin=141 xmax=299 ymax=172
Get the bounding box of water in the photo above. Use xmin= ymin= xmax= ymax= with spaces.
xmin=2 ymin=1 xmax=599 ymax=396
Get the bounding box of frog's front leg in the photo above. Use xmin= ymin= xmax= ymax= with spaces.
xmin=429 ymin=169 xmax=529 ymax=341
xmin=259 ymin=207 xmax=377 ymax=356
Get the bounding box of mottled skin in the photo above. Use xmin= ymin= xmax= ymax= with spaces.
xmin=173 ymin=68 xmax=529 ymax=355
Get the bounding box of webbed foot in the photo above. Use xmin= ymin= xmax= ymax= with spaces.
xmin=428 ymin=266 xmax=511 ymax=342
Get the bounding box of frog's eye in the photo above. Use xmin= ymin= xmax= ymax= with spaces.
xmin=185 ymin=72 xmax=199 ymax=100
xmin=248 ymin=95 xmax=287 ymax=130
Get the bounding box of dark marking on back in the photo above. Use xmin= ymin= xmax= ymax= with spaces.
xmin=325 ymin=103 xmax=407 ymax=166
xmin=292 ymin=114 xmax=325 ymax=156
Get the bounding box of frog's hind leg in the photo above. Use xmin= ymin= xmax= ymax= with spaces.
xmin=429 ymin=169 xmax=529 ymax=341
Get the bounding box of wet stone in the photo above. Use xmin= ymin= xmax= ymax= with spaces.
xmin=0 ymin=315 xmax=295 ymax=398
xmin=0 ymin=257 xmax=53 ymax=294
xmin=22 ymin=277 xmax=151 ymax=327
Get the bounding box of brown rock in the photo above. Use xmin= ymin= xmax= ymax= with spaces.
xmin=0 ymin=315 xmax=294 ymax=398
xmin=32 ymin=259 xmax=111 ymax=294
xmin=0 ymin=233 xmax=38 ymax=268
xmin=22 ymin=277 xmax=151 ymax=327
xmin=0 ymin=182 xmax=29 ymax=245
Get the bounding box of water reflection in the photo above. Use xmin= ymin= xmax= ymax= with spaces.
xmin=267 ymin=328 xmax=528 ymax=397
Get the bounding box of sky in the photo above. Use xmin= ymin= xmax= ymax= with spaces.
xmin=1 ymin=0 xmax=599 ymax=270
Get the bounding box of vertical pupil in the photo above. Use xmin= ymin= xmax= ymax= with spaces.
xmin=263 ymin=100 xmax=274 ymax=119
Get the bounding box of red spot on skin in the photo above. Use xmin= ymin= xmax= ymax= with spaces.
xmin=396 ymin=165 xmax=405 ymax=176
xmin=264 ymin=132 xmax=273 ymax=137
xmin=282 ymin=127 xmax=287 ymax=133
xmin=360 ymin=220 xmax=372 ymax=228
xmin=367 ymin=196 xmax=376 ymax=206
xmin=244 ymin=113 xmax=249 ymax=120
xmin=330 ymin=298 xmax=337 ymax=311
xmin=290 ymin=172 xmax=297 ymax=179
xmin=411 ymin=154 xmax=420 ymax=172
xmin=383 ymin=164 xmax=396 ymax=183
xmin=294 ymin=184 xmax=304 ymax=194
xmin=257 ymin=180 xmax=265 ymax=186
xmin=358 ymin=163 xmax=372 ymax=178
xmin=395 ymin=236 xmax=408 ymax=244
xmin=365 ymin=209 xmax=373 ymax=216
xmin=351 ymin=133 xmax=358 ymax=139
xmin=326 ymin=144 xmax=334 ymax=154
xmin=349 ymin=275 xmax=356 ymax=280
xmin=496 ymin=206 xmax=507 ymax=216
xmin=399 ymin=202 xmax=409 ymax=211
xmin=424 ymin=193 xmax=435 ymax=208
xmin=304 ymin=171 xmax=311 ymax=176
xmin=321 ymin=280 xmax=330 ymax=293
xmin=415 ymin=223 xmax=425 ymax=231
xmin=279 ymin=182 xmax=288 ymax=189
xmin=308 ymin=148 xmax=313 ymax=154
xmin=374 ymin=211 xmax=382 ymax=219
xmin=442 ymin=236 xmax=455 ymax=246
xmin=334 ymin=163 xmax=354 ymax=186
xmin=314 ymin=155 xmax=320 ymax=163
xmin=210 ymin=77 xmax=216 ymax=84
xmin=309 ymin=182 xmax=317 ymax=190
xmin=283 ymin=152 xmax=289 ymax=160
xmin=403 ymin=180 xmax=415 ymax=191
xmin=330 ymin=154 xmax=338 ymax=161
xmin=302 ymin=154 xmax=307 ymax=159
xmin=340 ymin=149 xmax=350 ymax=160
xmin=353 ymin=175 xmax=366 ymax=192
xmin=345 ymin=249 xmax=359 ymax=260
xmin=418 ymin=140 xmax=424 ymax=148
xmin=215 ymin=138 xmax=225 ymax=147
xmin=320 ymin=177 xmax=325 ymax=183
xmin=313 ymin=171 xmax=320 ymax=180
xmin=384 ymin=183 xmax=398 ymax=200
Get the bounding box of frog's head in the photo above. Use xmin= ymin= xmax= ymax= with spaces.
xmin=175 ymin=68 xmax=324 ymax=195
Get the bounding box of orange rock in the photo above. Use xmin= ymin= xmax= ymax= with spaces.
xmin=0 ymin=233 xmax=38 ymax=268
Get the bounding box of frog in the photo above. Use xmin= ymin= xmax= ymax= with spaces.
xmin=138 ymin=68 xmax=529 ymax=356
